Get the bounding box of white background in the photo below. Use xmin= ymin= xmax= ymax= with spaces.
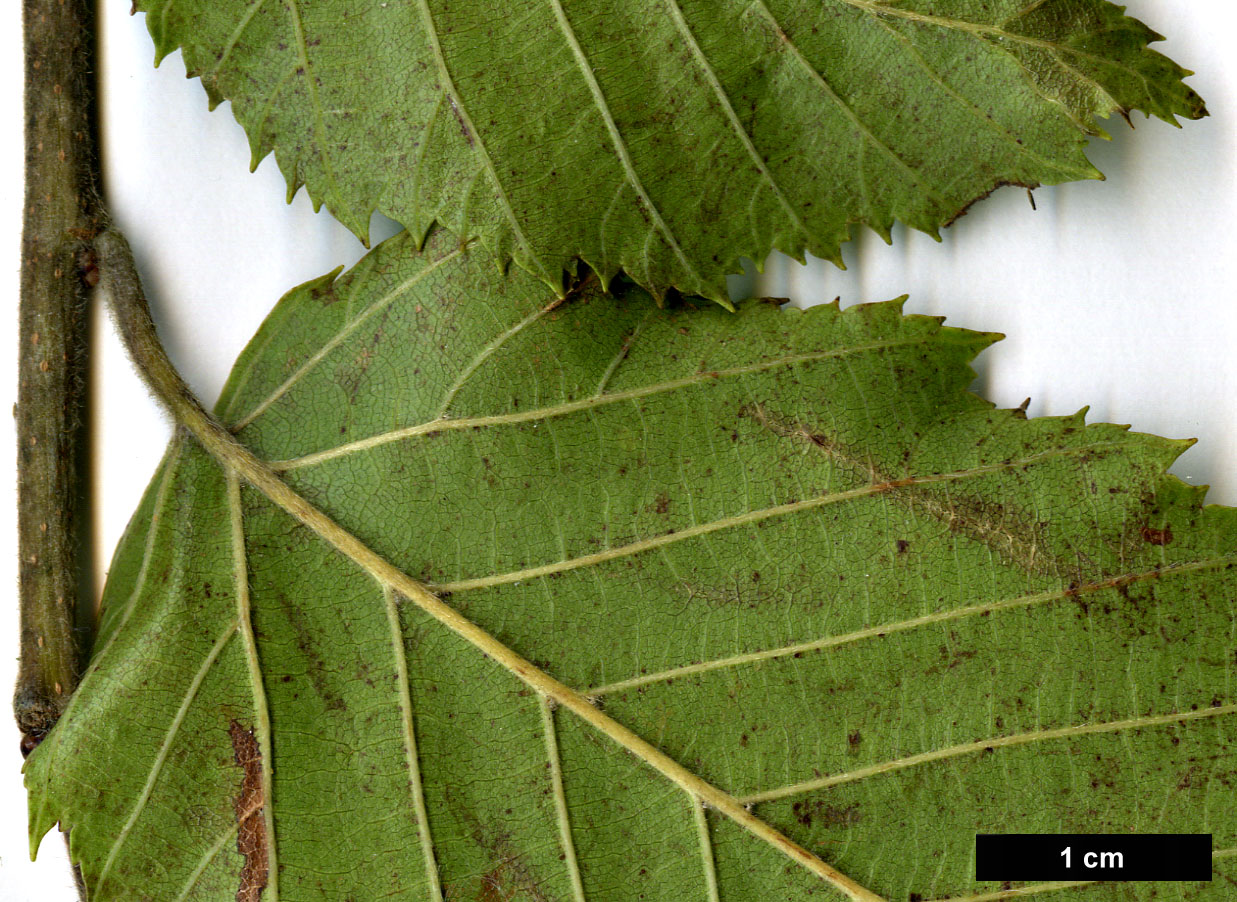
xmin=1 ymin=1 xmax=1234 ymax=898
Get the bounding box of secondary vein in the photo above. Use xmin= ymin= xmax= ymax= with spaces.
xmin=540 ymin=698 xmax=587 ymax=902
xmin=271 ymin=337 xmax=933 ymax=470
xmin=227 ymin=472 xmax=279 ymax=901
xmin=741 ymin=703 xmax=1237 ymax=805
xmin=230 ymin=247 xmax=464 ymax=431
xmin=662 ymin=0 xmax=811 ymax=242
xmin=548 ymin=0 xmax=704 ymax=287
xmin=587 ymin=555 xmax=1237 ymax=696
xmin=430 ymin=440 xmax=1139 ymax=594
xmin=94 ymin=621 xmax=240 ymax=895
xmin=99 ymin=228 xmax=887 ymax=902
xmin=383 ymin=586 xmax=443 ymax=902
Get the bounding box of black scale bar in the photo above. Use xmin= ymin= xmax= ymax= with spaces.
xmin=975 ymin=834 xmax=1212 ymax=882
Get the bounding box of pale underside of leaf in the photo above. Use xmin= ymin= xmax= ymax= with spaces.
xmin=137 ymin=0 xmax=1205 ymax=300
xmin=27 ymin=230 xmax=1237 ymax=901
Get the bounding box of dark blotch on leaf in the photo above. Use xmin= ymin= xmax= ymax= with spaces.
xmin=1142 ymin=525 xmax=1174 ymax=546
xmin=229 ymin=720 xmax=268 ymax=902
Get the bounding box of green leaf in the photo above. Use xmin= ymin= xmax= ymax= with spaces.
xmin=137 ymin=0 xmax=1204 ymax=301
xmin=28 ymin=228 xmax=1236 ymax=901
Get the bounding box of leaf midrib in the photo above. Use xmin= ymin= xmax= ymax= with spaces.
xmin=187 ymin=391 xmax=1234 ymax=902
xmin=153 ymin=333 xmax=890 ymax=900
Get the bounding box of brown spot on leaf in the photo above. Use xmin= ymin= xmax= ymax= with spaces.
xmin=791 ymin=799 xmax=863 ymax=829
xmin=744 ymin=403 xmax=1065 ymax=579
xmin=229 ymin=721 xmax=268 ymax=902
xmin=792 ymin=800 xmax=812 ymax=826
xmin=273 ymin=591 xmax=347 ymax=712
xmin=1141 ymin=525 xmax=1173 ymax=546
xmin=447 ymin=95 xmax=474 ymax=146
xmin=443 ymin=788 xmax=553 ymax=902
xmin=309 ymin=280 xmax=340 ymax=306
xmin=477 ymin=861 xmax=546 ymax=902
xmin=818 ymin=803 xmax=862 ymax=827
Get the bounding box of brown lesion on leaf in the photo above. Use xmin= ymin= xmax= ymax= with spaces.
xmin=308 ymin=278 xmax=340 ymax=307
xmin=229 ymin=720 xmax=268 ymax=902
xmin=272 ymin=590 xmax=348 ymax=712
xmin=1140 ymin=524 xmax=1174 ymax=546
xmin=742 ymin=403 xmax=1070 ymax=580
xmin=476 ymin=859 xmax=552 ymax=902
xmin=337 ymin=310 xmax=388 ymax=404
xmin=791 ymin=799 xmax=862 ymax=829
xmin=443 ymin=789 xmax=555 ymax=902
xmin=673 ymin=575 xmax=793 ymax=611
xmin=446 ymin=95 xmax=474 ymax=146
xmin=470 ymin=853 xmax=553 ymax=902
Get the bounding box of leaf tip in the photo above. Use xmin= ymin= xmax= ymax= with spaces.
xmin=23 ymin=767 xmax=58 ymax=863
xmin=984 ymin=331 xmax=1006 ymax=344
xmin=782 ymin=244 xmax=809 ymax=267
